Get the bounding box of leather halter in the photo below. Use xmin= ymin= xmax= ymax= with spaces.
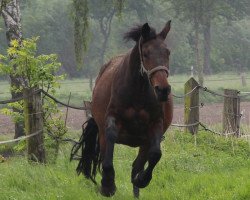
xmin=138 ymin=37 xmax=169 ymax=79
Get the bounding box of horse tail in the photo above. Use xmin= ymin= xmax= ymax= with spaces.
xmin=70 ymin=117 xmax=100 ymax=184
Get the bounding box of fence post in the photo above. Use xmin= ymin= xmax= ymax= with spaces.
xmin=184 ymin=77 xmax=199 ymax=134
xmin=23 ymin=88 xmax=45 ymax=163
xmin=223 ymin=89 xmax=240 ymax=137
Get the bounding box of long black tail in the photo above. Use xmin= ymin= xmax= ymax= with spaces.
xmin=70 ymin=117 xmax=100 ymax=184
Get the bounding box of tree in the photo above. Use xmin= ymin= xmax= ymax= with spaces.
xmin=1 ymin=0 xmax=24 ymax=138
xmin=21 ymin=0 xmax=77 ymax=76
xmin=171 ymin=0 xmax=250 ymax=77
xmin=71 ymin=0 xmax=88 ymax=69
xmin=170 ymin=0 xmax=250 ymax=87
xmin=200 ymin=0 xmax=250 ymax=74
xmin=170 ymin=0 xmax=204 ymax=85
xmin=89 ymin=0 xmax=116 ymax=66
xmin=71 ymin=0 xmax=124 ymax=69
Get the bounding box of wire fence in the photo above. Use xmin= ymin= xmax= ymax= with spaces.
xmin=170 ymin=83 xmax=250 ymax=137
xmin=0 ymin=89 xmax=87 ymax=146
xmin=1 ymin=79 xmax=250 ymax=146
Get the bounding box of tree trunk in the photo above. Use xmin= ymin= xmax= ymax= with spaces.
xmin=194 ymin=18 xmax=203 ymax=86
xmin=1 ymin=0 xmax=24 ymax=138
xmin=99 ymin=9 xmax=115 ymax=66
xmin=99 ymin=32 xmax=109 ymax=66
xmin=203 ymin=18 xmax=212 ymax=75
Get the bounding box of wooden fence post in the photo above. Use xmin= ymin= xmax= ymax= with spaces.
xmin=223 ymin=89 xmax=240 ymax=137
xmin=23 ymin=88 xmax=45 ymax=163
xmin=184 ymin=77 xmax=199 ymax=134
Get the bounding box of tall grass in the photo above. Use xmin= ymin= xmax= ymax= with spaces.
xmin=0 ymin=130 xmax=249 ymax=200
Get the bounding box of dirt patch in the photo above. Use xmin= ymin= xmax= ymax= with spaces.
xmin=1 ymin=102 xmax=249 ymax=135
xmin=173 ymin=102 xmax=250 ymax=127
xmin=0 ymin=108 xmax=87 ymax=135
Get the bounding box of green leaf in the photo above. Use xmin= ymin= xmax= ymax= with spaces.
xmin=10 ymin=39 xmax=19 ymax=48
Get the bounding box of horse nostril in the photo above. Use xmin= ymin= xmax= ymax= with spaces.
xmin=166 ymin=85 xmax=171 ymax=95
xmin=155 ymin=86 xmax=160 ymax=92
xmin=154 ymin=85 xmax=171 ymax=95
xmin=154 ymin=85 xmax=171 ymax=102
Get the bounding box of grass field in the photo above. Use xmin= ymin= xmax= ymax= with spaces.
xmin=0 ymin=73 xmax=249 ymax=199
xmin=0 ymin=130 xmax=250 ymax=200
xmin=1 ymin=72 xmax=250 ymax=106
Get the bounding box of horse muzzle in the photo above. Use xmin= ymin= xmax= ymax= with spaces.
xmin=154 ymin=85 xmax=171 ymax=102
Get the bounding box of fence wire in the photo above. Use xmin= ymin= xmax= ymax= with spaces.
xmin=0 ymin=130 xmax=42 ymax=145
xmin=41 ymin=89 xmax=88 ymax=110
xmin=1 ymin=80 xmax=250 ymax=146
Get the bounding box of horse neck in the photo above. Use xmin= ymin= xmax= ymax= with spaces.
xmin=125 ymin=44 xmax=149 ymax=88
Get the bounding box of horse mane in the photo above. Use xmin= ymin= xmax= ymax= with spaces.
xmin=123 ymin=24 xmax=156 ymax=42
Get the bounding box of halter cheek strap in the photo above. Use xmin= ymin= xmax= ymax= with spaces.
xmin=138 ymin=37 xmax=169 ymax=79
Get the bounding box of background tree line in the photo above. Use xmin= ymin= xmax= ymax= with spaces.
xmin=0 ymin=0 xmax=249 ymax=80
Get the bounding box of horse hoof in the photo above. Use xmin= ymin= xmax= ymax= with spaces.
xmin=133 ymin=171 xmax=152 ymax=189
xmin=100 ymin=184 xmax=116 ymax=197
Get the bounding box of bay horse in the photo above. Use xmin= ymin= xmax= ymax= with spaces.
xmin=71 ymin=20 xmax=173 ymax=198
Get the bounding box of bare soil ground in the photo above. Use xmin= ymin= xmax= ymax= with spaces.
xmin=1 ymin=102 xmax=250 ymax=135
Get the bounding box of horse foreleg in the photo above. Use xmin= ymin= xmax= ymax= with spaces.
xmin=101 ymin=116 xmax=118 ymax=197
xmin=133 ymin=123 xmax=163 ymax=189
xmin=131 ymin=145 xmax=149 ymax=198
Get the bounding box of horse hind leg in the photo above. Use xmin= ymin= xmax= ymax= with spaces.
xmin=101 ymin=116 xmax=118 ymax=197
xmin=131 ymin=145 xmax=148 ymax=198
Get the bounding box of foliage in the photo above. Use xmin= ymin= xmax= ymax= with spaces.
xmin=1 ymin=0 xmax=249 ymax=78
xmin=212 ymin=18 xmax=250 ymax=72
xmin=0 ymin=37 xmax=67 ymax=156
xmin=1 ymin=38 xmax=63 ymax=89
xmin=20 ymin=0 xmax=77 ymax=76
xmin=71 ymin=0 xmax=89 ymax=68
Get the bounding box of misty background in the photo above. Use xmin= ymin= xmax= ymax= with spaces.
xmin=0 ymin=0 xmax=249 ymax=82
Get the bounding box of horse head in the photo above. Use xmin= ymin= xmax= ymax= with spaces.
xmin=139 ymin=21 xmax=171 ymax=102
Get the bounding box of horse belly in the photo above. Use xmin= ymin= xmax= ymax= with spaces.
xmin=116 ymin=109 xmax=150 ymax=147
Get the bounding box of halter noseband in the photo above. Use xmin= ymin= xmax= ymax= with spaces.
xmin=138 ymin=37 xmax=169 ymax=79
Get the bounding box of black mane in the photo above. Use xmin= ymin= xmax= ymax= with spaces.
xmin=123 ymin=24 xmax=156 ymax=42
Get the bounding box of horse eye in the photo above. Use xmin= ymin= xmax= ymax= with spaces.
xmin=143 ymin=53 xmax=149 ymax=58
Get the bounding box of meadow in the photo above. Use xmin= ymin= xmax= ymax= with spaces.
xmin=0 ymin=130 xmax=250 ymax=200
xmin=1 ymin=72 xmax=250 ymax=106
xmin=0 ymin=72 xmax=250 ymax=199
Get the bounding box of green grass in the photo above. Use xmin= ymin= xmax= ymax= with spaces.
xmin=0 ymin=133 xmax=15 ymax=154
xmin=1 ymin=72 xmax=250 ymax=107
xmin=0 ymin=130 xmax=249 ymax=200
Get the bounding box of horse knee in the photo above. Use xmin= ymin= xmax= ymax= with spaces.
xmin=105 ymin=117 xmax=118 ymax=143
xmin=148 ymin=149 xmax=162 ymax=165
xmin=106 ymin=127 xmax=117 ymax=143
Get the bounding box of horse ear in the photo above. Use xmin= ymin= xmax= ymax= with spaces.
xmin=141 ymin=23 xmax=151 ymax=40
xmin=159 ymin=20 xmax=171 ymax=40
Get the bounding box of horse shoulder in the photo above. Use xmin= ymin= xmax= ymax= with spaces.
xmin=92 ymin=55 xmax=125 ymax=126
